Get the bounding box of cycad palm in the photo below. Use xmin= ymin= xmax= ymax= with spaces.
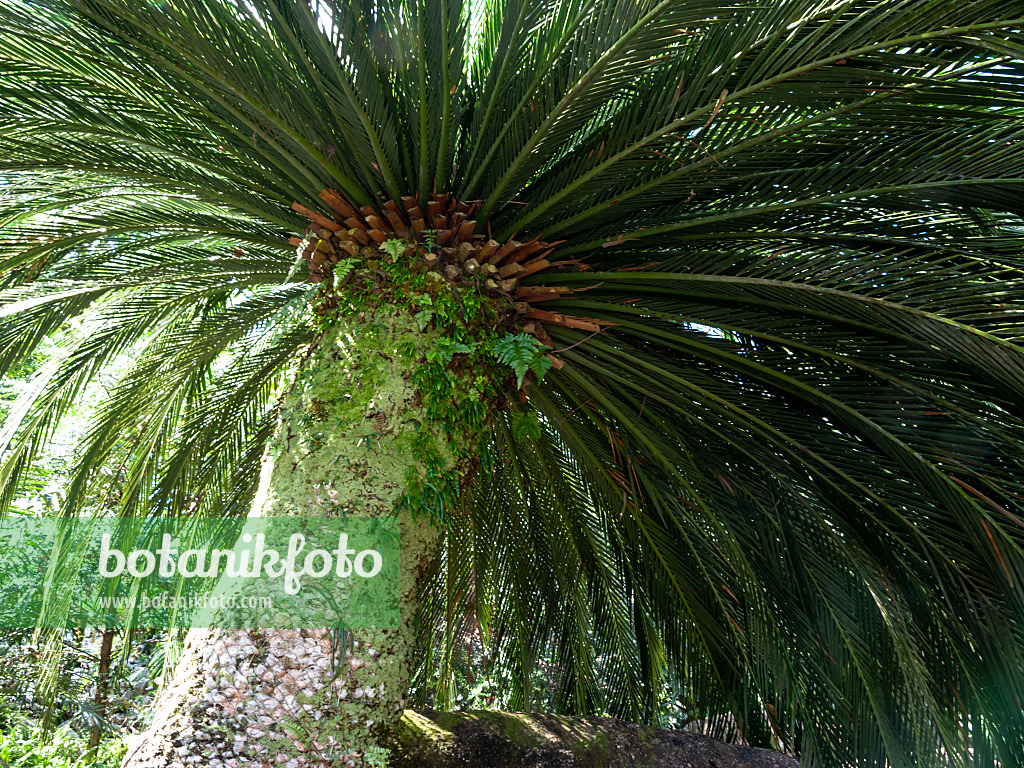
xmin=2 ymin=0 xmax=1024 ymax=766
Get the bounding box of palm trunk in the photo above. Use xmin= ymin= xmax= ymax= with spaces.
xmin=123 ymin=310 xmax=459 ymax=768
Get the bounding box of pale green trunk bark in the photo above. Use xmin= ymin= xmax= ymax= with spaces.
xmin=123 ymin=310 xmax=452 ymax=768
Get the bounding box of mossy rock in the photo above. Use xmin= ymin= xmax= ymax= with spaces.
xmin=389 ymin=710 xmax=798 ymax=768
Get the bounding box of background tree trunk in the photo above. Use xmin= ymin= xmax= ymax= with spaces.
xmin=87 ymin=627 xmax=116 ymax=755
xmin=123 ymin=311 xmax=451 ymax=768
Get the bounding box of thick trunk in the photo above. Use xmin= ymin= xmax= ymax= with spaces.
xmin=123 ymin=310 xmax=455 ymax=768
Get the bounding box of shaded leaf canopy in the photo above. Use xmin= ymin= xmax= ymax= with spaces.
xmin=1 ymin=0 xmax=1024 ymax=765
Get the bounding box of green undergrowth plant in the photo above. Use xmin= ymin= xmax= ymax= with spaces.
xmin=361 ymin=744 xmax=390 ymax=768
xmin=0 ymin=718 xmax=128 ymax=767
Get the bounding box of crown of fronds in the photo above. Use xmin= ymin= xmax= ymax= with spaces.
xmin=1 ymin=1 xmax=1024 ymax=765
